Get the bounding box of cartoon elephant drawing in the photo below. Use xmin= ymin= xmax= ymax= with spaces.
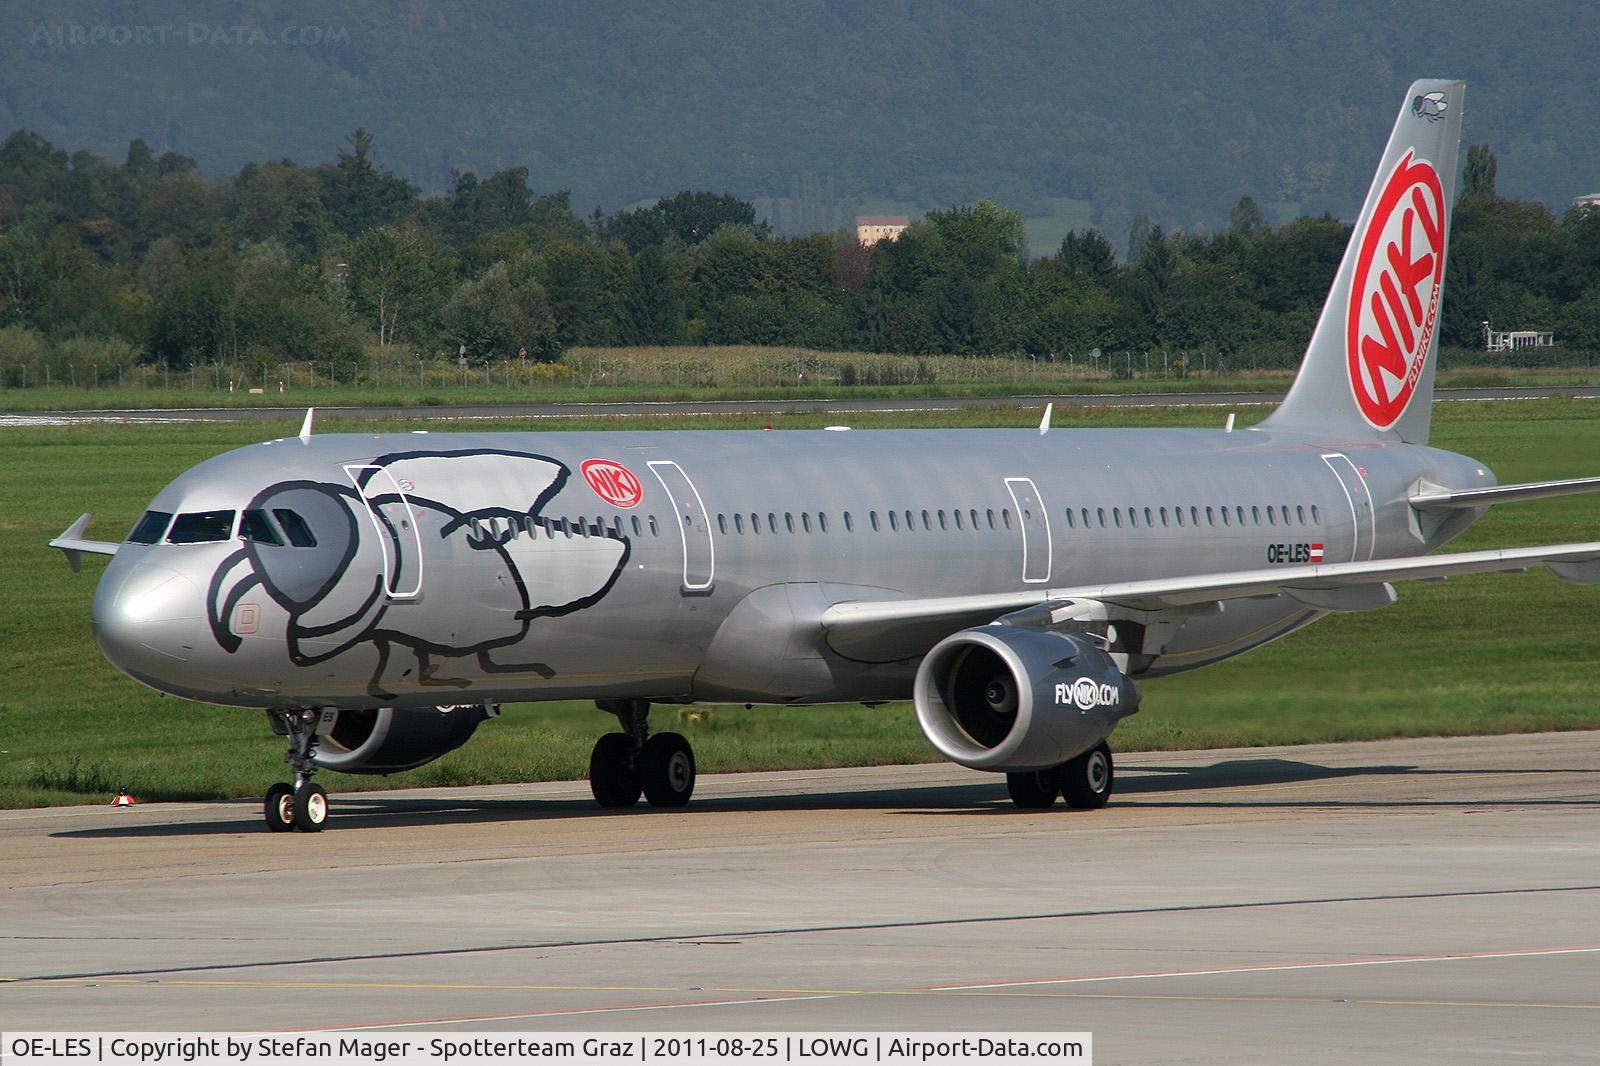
xmin=207 ymin=449 xmax=630 ymax=698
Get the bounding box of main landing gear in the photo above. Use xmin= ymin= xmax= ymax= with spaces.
xmin=589 ymin=699 xmax=696 ymax=809
xmin=263 ymin=709 xmax=330 ymax=833
xmin=1005 ymin=742 xmax=1114 ymax=811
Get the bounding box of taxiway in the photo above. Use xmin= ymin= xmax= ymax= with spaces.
xmin=2 ymin=731 xmax=1597 ymax=1062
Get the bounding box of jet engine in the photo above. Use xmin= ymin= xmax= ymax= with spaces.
xmin=305 ymin=705 xmax=494 ymax=775
xmin=913 ymin=626 xmax=1139 ymax=772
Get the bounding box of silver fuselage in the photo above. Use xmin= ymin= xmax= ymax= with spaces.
xmin=92 ymin=425 xmax=1492 ymax=711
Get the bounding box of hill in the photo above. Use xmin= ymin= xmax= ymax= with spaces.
xmin=2 ymin=1 xmax=1597 ymax=249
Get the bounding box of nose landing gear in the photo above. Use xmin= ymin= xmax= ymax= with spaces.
xmin=263 ymin=709 xmax=331 ymax=832
xmin=589 ymin=699 xmax=696 ymax=809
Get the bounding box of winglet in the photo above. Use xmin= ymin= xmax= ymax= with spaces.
xmin=1038 ymin=403 xmax=1053 ymax=436
xmin=298 ymin=407 xmax=315 ymax=441
xmin=49 ymin=513 xmax=120 ymax=572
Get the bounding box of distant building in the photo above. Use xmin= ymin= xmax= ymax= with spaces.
xmin=856 ymin=215 xmax=910 ymax=247
xmin=1573 ymin=192 xmax=1600 ymax=214
xmin=1483 ymin=320 xmax=1554 ymax=352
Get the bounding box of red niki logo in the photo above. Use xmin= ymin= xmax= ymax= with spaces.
xmin=581 ymin=459 xmax=643 ymax=508
xmin=1347 ymin=150 xmax=1446 ymax=429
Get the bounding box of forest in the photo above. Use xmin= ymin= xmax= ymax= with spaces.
xmin=1 ymin=127 xmax=1597 ymax=388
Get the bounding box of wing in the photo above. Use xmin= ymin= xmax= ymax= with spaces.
xmin=820 ymin=541 xmax=1600 ymax=661
xmin=49 ymin=513 xmax=120 ymax=572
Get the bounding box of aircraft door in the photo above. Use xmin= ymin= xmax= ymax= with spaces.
xmin=1322 ymin=453 xmax=1375 ymax=562
xmin=1004 ymin=477 xmax=1052 ymax=584
xmin=648 ymin=460 xmax=715 ymax=592
xmin=345 ymin=464 xmax=424 ymax=599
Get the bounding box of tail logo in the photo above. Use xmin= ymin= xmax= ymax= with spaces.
xmin=1347 ymin=150 xmax=1446 ymax=430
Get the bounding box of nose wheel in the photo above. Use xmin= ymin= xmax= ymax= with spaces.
xmin=590 ymin=700 xmax=697 ymax=809
xmin=263 ymin=709 xmax=331 ymax=832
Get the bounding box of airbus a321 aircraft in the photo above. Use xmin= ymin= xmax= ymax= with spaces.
xmin=53 ymin=80 xmax=1600 ymax=831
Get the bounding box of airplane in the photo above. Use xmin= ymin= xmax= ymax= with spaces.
xmin=51 ymin=79 xmax=1600 ymax=832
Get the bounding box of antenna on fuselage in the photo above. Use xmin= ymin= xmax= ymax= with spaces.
xmin=298 ymin=408 xmax=315 ymax=442
xmin=1038 ymin=403 xmax=1053 ymax=436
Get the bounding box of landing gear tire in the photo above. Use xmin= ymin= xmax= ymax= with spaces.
xmin=1061 ymin=742 xmax=1114 ymax=810
xmin=589 ymin=733 xmax=642 ymax=808
xmin=292 ymin=782 xmax=329 ymax=831
xmin=264 ymin=782 xmax=295 ymax=832
xmin=1006 ymin=769 xmax=1059 ymax=809
xmin=640 ymin=732 xmax=696 ymax=807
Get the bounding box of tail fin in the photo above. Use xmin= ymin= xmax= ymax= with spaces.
xmin=1261 ymin=79 xmax=1465 ymax=445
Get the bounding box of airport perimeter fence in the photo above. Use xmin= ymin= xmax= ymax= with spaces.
xmin=0 ymin=344 xmax=1595 ymax=396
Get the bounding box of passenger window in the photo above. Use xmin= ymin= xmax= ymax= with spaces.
xmin=785 ymin=513 xmax=795 ymax=533
xmin=128 ymin=510 xmax=172 ymax=544
xmin=870 ymin=510 xmax=880 ymax=532
xmin=1296 ymin=505 xmax=1306 ymax=525
xmin=1144 ymin=506 xmax=1154 ymax=527
xmin=273 ymin=509 xmax=317 ymax=548
xmin=986 ymin=509 xmax=996 ymax=530
xmin=1190 ymin=505 xmax=1200 ymax=526
xmin=954 ymin=510 xmax=964 ymax=530
xmin=168 ymin=510 xmax=236 ymax=544
xmin=1127 ymin=507 xmax=1138 ymax=528
xmin=1096 ymin=507 xmax=1106 ymax=527
xmin=717 ymin=514 xmax=728 ymax=535
xmin=649 ymin=516 xmax=660 ymax=536
xmin=1002 ymin=509 xmax=1012 ymax=529
xmin=1311 ymin=504 xmax=1321 ymax=524
xmin=1081 ymin=507 xmax=1091 ymax=528
xmin=1251 ymin=506 xmax=1261 ymax=525
xmin=1236 ymin=505 xmax=1246 ymax=525
xmin=802 ymin=513 xmax=812 ymax=533
xmin=734 ymin=513 xmax=744 ymax=534
xmin=768 ymin=512 xmax=778 ymax=533
xmin=239 ymin=509 xmax=282 ymax=545
xmin=1064 ymin=509 xmax=1074 ymax=529
xmin=819 ymin=513 xmax=829 ymax=533
xmin=921 ymin=509 xmax=931 ymax=530
xmin=843 ymin=512 xmax=853 ymax=532
xmin=1267 ymin=507 xmax=1276 ymax=526
xmin=905 ymin=510 xmax=915 ymax=531
xmin=1220 ymin=507 xmax=1231 ymax=527
xmin=889 ymin=511 xmax=899 ymax=531
xmin=970 ymin=509 xmax=980 ymax=530
xmin=631 ymin=516 xmax=642 ymax=536
xmin=937 ymin=510 xmax=947 ymax=531
xmin=1282 ymin=505 xmax=1292 ymax=525
xmin=1175 ymin=507 xmax=1185 ymax=527
xmin=1113 ymin=508 xmax=1123 ymax=528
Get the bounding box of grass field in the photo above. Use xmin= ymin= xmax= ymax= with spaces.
xmin=1 ymin=399 xmax=1598 ymax=808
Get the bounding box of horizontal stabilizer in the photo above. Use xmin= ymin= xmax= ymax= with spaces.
xmin=1411 ymin=475 xmax=1600 ymax=510
xmin=49 ymin=513 xmax=120 ymax=572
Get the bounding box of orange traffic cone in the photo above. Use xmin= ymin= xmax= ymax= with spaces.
xmin=111 ymin=787 xmax=137 ymax=806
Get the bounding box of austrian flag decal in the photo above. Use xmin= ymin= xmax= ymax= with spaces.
xmin=1347 ymin=150 xmax=1446 ymax=429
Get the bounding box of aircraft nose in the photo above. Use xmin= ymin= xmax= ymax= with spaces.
xmin=93 ymin=557 xmax=206 ymax=680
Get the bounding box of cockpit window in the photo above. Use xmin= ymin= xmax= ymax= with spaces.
xmin=273 ymin=508 xmax=317 ymax=548
xmin=127 ymin=510 xmax=172 ymax=544
xmin=167 ymin=510 xmax=236 ymax=544
xmin=239 ymin=509 xmax=283 ymax=545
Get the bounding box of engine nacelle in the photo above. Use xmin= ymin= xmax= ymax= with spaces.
xmin=914 ymin=626 xmax=1139 ymax=772
xmin=309 ymin=705 xmax=493 ymax=775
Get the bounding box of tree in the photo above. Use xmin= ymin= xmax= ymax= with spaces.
xmin=442 ymin=259 xmax=558 ymax=360
xmin=345 ymin=225 xmax=447 ymax=346
xmin=321 ymin=129 xmax=417 ymax=238
xmin=1462 ymin=144 xmax=1497 ymax=200
xmin=1058 ymin=229 xmax=1118 ymax=284
xmin=1229 ymin=195 xmax=1265 ymax=237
